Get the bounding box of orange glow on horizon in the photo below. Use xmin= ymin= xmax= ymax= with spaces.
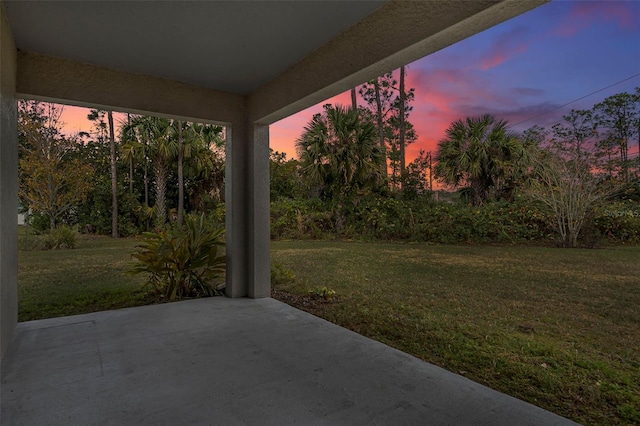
xmin=57 ymin=105 xmax=128 ymax=138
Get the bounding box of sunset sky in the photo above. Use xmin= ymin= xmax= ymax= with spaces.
xmin=60 ymin=0 xmax=640 ymax=162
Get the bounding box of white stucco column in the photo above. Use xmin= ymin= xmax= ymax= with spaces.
xmin=225 ymin=121 xmax=270 ymax=298
xmin=247 ymin=124 xmax=270 ymax=298
xmin=0 ymin=3 xmax=18 ymax=359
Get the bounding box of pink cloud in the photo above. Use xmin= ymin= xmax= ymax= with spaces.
xmin=478 ymin=27 xmax=530 ymax=70
xmin=268 ymin=65 xmax=517 ymax=165
xmin=399 ymin=69 xmax=473 ymax=160
xmin=56 ymin=65 xmax=528 ymax=170
xmin=554 ymin=1 xmax=637 ymax=37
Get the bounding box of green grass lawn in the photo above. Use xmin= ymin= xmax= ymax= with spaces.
xmin=17 ymin=232 xmax=639 ymax=425
xmin=271 ymin=241 xmax=640 ymax=426
xmin=18 ymin=233 xmax=153 ymax=321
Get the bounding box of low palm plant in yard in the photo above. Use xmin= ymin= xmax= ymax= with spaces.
xmin=40 ymin=225 xmax=79 ymax=250
xmin=271 ymin=241 xmax=640 ymax=426
xmin=130 ymin=215 xmax=226 ymax=301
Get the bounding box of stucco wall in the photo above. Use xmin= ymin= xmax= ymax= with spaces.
xmin=0 ymin=2 xmax=18 ymax=359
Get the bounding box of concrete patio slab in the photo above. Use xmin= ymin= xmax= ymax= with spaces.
xmin=1 ymin=298 xmax=578 ymax=425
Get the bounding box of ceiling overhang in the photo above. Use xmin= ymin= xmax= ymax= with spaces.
xmin=4 ymin=0 xmax=548 ymax=125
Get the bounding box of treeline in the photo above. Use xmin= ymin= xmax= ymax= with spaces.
xmin=16 ymin=80 xmax=640 ymax=248
xmin=270 ymin=85 xmax=640 ymax=247
xmin=18 ymin=101 xmax=226 ymax=237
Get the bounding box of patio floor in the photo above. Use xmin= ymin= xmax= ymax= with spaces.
xmin=1 ymin=297 xmax=578 ymax=425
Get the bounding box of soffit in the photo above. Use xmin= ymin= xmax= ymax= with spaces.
xmin=4 ymin=1 xmax=387 ymax=95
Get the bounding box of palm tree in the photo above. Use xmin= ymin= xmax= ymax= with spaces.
xmin=185 ymin=123 xmax=225 ymax=213
xmin=107 ymin=111 xmax=118 ymax=238
xmin=86 ymin=109 xmax=118 ymax=237
xmin=120 ymin=114 xmax=137 ymax=194
xmin=122 ymin=115 xmax=176 ymax=227
xmin=121 ymin=116 xmax=152 ymax=211
xmin=434 ymin=114 xmax=526 ymax=206
xmin=146 ymin=117 xmax=177 ymax=227
xmin=120 ymin=139 xmax=138 ymax=194
xmin=174 ymin=121 xmax=224 ymax=224
xmin=176 ymin=120 xmax=185 ymax=225
xmin=296 ymin=104 xmax=384 ymax=199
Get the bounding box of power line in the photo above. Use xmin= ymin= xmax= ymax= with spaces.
xmin=512 ymin=73 xmax=640 ymax=127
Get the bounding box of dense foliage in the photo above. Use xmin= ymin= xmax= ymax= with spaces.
xmin=270 ymin=195 xmax=640 ymax=245
xmin=18 ymin=102 xmax=95 ymax=230
xmin=270 ymin=87 xmax=640 ymax=248
xmin=17 ymin=87 xmax=640 ymax=249
xmin=18 ymin=101 xmax=225 ymax=237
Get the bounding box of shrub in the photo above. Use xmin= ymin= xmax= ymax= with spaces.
xmin=593 ymin=201 xmax=640 ymax=243
xmin=271 ymin=263 xmax=295 ymax=287
xmin=270 ymin=194 xmax=638 ymax=246
xmin=271 ymin=198 xmax=334 ymax=239
xmin=347 ymin=197 xmax=552 ymax=244
xmin=29 ymin=212 xmax=51 ymax=234
xmin=41 ymin=226 xmax=78 ymax=250
xmin=131 ymin=215 xmax=226 ymax=301
xmin=309 ymin=286 xmax=336 ymax=300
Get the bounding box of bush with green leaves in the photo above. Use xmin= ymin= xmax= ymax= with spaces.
xmin=270 ymin=193 xmax=638 ymax=246
xmin=309 ymin=286 xmax=336 ymax=300
xmin=131 ymin=215 xmax=226 ymax=301
xmin=413 ymin=198 xmax=553 ymax=244
xmin=594 ymin=200 xmax=640 ymax=243
xmin=271 ymin=262 xmax=295 ymax=287
xmin=41 ymin=226 xmax=78 ymax=250
xmin=270 ymin=198 xmax=334 ymax=239
xmin=28 ymin=211 xmax=51 ymax=234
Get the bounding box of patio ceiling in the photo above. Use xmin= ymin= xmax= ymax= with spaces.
xmin=3 ymin=0 xmax=548 ymax=124
xmin=4 ymin=1 xmax=387 ymax=95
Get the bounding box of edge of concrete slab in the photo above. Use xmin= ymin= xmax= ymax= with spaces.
xmin=2 ymin=297 xmax=579 ymax=426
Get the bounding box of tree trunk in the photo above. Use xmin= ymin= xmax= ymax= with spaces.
xmin=621 ymin=137 xmax=628 ymax=181
xmin=351 ymin=88 xmax=357 ymax=110
xmin=427 ymin=151 xmax=433 ymax=191
xmin=144 ymin=159 xmax=149 ymax=207
xmin=374 ymin=80 xmax=387 ymax=178
xmin=399 ymin=66 xmax=406 ymax=189
xmin=127 ymin=114 xmax=133 ymax=194
xmin=154 ymin=157 xmax=167 ymax=228
xmin=144 ymin=160 xmax=149 ymax=231
xmin=177 ymin=121 xmax=184 ymax=226
xmin=108 ymin=111 xmax=118 ymax=238
xmin=47 ymin=175 xmax=55 ymax=230
xmin=129 ymin=156 xmax=134 ymax=194
xmin=138 ymin=132 xmax=149 ymax=231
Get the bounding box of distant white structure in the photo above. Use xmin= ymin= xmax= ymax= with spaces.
xmin=17 ymin=207 xmax=29 ymax=226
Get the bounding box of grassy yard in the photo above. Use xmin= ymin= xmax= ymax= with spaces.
xmin=18 ymin=233 xmax=153 ymax=321
xmin=271 ymin=241 xmax=640 ymax=426
xmin=17 ymin=232 xmax=639 ymax=425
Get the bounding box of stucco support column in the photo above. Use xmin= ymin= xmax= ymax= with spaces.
xmin=225 ymin=121 xmax=270 ymax=298
xmin=0 ymin=3 xmax=18 ymax=359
